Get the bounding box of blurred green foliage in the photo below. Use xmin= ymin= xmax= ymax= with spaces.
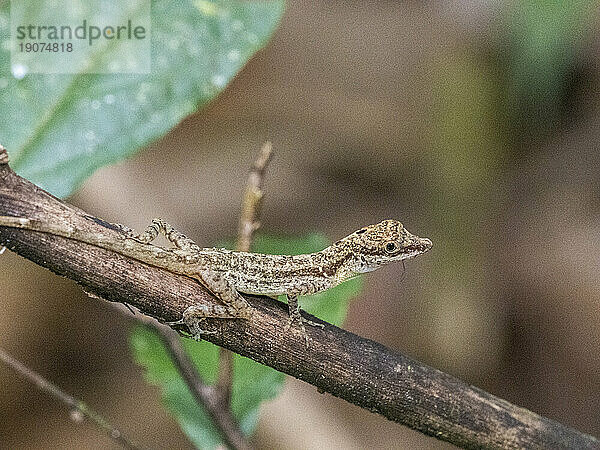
xmin=131 ymin=327 xmax=282 ymax=448
xmin=424 ymin=49 xmax=507 ymax=375
xmin=422 ymin=0 xmax=597 ymax=376
xmin=505 ymin=0 xmax=597 ymax=129
xmin=131 ymin=233 xmax=363 ymax=449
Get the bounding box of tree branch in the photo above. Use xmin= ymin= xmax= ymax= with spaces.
xmin=0 ymin=347 xmax=143 ymax=450
xmin=0 ymin=149 xmax=598 ymax=449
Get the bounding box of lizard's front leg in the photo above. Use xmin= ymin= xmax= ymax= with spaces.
xmin=125 ymin=218 xmax=200 ymax=251
xmin=284 ymin=294 xmax=325 ymax=346
xmin=176 ymin=269 xmax=253 ymax=339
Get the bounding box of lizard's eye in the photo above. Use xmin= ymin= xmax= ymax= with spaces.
xmin=384 ymin=241 xmax=398 ymax=254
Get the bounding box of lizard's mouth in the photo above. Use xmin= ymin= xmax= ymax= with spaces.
xmin=403 ymin=237 xmax=432 ymax=259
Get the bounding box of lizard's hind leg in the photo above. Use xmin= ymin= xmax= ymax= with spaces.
xmin=169 ymin=303 xmax=243 ymax=339
xmin=129 ymin=218 xmax=200 ymax=251
xmin=195 ymin=269 xmax=252 ymax=314
xmin=175 ymin=270 xmax=253 ymax=340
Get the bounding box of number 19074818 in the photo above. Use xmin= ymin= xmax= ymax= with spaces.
xmin=18 ymin=42 xmax=73 ymax=52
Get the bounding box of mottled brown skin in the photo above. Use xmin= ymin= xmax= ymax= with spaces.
xmin=0 ymin=216 xmax=432 ymax=338
xmin=221 ymin=219 xmax=433 ymax=296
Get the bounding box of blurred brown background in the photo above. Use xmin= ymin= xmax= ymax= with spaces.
xmin=1 ymin=1 xmax=600 ymax=448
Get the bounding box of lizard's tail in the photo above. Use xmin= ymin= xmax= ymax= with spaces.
xmin=0 ymin=216 xmax=76 ymax=236
xmin=0 ymin=215 xmax=189 ymax=273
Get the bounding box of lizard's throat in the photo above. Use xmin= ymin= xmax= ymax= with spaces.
xmin=316 ymin=247 xmax=355 ymax=278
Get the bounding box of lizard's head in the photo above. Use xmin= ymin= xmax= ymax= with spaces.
xmin=340 ymin=220 xmax=432 ymax=274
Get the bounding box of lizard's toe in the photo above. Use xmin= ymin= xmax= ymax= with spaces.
xmin=305 ymin=319 xmax=325 ymax=329
xmin=166 ymin=317 xmax=185 ymax=326
xmin=284 ymin=314 xmax=310 ymax=346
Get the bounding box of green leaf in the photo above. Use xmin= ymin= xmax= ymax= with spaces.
xmin=131 ymin=327 xmax=280 ymax=448
xmin=130 ymin=233 xmax=363 ymax=449
xmin=0 ymin=0 xmax=285 ymax=197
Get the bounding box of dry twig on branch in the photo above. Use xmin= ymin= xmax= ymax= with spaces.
xmin=217 ymin=141 xmax=273 ymax=407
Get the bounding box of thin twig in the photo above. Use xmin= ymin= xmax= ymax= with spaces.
xmin=0 ymin=347 xmax=144 ymax=450
xmin=217 ymin=142 xmax=273 ymax=407
xmin=133 ymin=315 xmax=250 ymax=450
xmin=236 ymin=142 xmax=273 ymax=253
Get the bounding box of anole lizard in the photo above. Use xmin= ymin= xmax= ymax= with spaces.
xmin=0 ymin=216 xmax=432 ymax=342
